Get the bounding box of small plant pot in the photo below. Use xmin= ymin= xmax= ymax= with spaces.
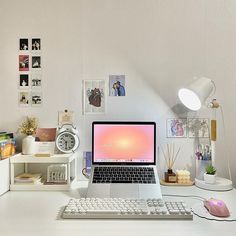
xmin=204 ymin=173 xmax=216 ymax=184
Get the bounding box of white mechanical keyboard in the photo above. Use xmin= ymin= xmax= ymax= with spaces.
xmin=62 ymin=198 xmax=193 ymax=220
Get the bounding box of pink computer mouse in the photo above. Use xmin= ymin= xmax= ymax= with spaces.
xmin=204 ymin=198 xmax=230 ymax=217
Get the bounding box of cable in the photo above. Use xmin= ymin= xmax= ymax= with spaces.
xmin=82 ymin=168 xmax=90 ymax=179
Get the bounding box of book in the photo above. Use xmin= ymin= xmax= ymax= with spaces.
xmin=14 ymin=173 xmax=42 ymax=184
xmin=0 ymin=138 xmax=16 ymax=159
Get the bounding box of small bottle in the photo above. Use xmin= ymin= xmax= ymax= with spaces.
xmin=165 ymin=169 xmax=177 ymax=183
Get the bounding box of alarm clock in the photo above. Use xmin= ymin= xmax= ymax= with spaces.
xmin=56 ymin=124 xmax=80 ymax=153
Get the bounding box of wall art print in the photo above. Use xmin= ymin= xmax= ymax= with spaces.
xmin=188 ymin=118 xmax=209 ymax=138
xmin=83 ymin=80 xmax=105 ymax=114
xmin=167 ymin=118 xmax=187 ymax=138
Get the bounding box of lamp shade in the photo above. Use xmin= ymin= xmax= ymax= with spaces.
xmin=178 ymin=77 xmax=214 ymax=111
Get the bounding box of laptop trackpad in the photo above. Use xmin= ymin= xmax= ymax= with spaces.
xmin=110 ymin=184 xmax=139 ymax=198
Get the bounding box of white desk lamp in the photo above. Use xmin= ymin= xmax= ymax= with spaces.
xmin=178 ymin=77 xmax=233 ymax=191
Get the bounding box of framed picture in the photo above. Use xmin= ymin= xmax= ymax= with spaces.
xmin=83 ymin=80 xmax=105 ymax=114
xmin=19 ymin=91 xmax=30 ymax=107
xmin=109 ymin=75 xmax=126 ymax=96
xmin=32 ymin=38 xmax=41 ymax=51
xmin=31 ymin=91 xmax=42 ymax=107
xmin=19 ymin=74 xmax=29 ymax=89
xmin=19 ymin=38 xmax=29 ymax=51
xmin=31 ymin=73 xmax=42 ymax=89
xmin=188 ymin=118 xmax=209 ymax=138
xmin=19 ymin=55 xmax=29 ymax=71
xmin=167 ymin=118 xmax=187 ymax=138
xmin=32 ymin=56 xmax=41 ymax=69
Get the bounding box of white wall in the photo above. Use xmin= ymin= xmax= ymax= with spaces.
xmin=0 ymin=0 xmax=235 ymax=185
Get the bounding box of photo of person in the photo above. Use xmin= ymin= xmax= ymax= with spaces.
xmin=19 ymin=74 xmax=29 ymax=88
xmin=109 ymin=75 xmax=126 ymax=96
xmin=19 ymin=38 xmax=28 ymax=50
xmin=19 ymin=55 xmax=29 ymax=71
xmin=19 ymin=91 xmax=29 ymax=106
xmin=31 ymin=92 xmax=42 ymax=106
xmin=32 ymin=38 xmax=41 ymax=50
xmin=31 ymin=73 xmax=42 ymax=89
xmin=32 ymin=56 xmax=41 ymax=69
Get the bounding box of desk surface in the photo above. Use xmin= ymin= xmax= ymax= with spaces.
xmin=0 ymin=182 xmax=236 ymax=236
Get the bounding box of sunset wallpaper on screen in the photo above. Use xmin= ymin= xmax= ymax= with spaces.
xmin=94 ymin=125 xmax=154 ymax=162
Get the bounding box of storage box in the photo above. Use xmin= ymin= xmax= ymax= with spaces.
xmin=0 ymin=158 xmax=10 ymax=195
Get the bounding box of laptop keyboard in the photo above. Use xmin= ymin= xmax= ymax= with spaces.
xmin=92 ymin=167 xmax=156 ymax=184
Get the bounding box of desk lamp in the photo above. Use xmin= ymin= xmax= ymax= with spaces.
xmin=178 ymin=77 xmax=232 ymax=191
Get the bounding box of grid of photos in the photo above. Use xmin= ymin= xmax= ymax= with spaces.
xmin=18 ymin=38 xmax=42 ymax=107
xmin=166 ymin=118 xmax=210 ymax=138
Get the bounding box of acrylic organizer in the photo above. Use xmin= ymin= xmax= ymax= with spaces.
xmin=195 ymin=159 xmax=212 ymax=180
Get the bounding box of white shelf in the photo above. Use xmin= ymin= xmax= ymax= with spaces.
xmin=10 ymin=153 xmax=78 ymax=191
xmin=11 ymin=153 xmax=76 ymax=163
xmin=10 ymin=178 xmax=77 ymax=191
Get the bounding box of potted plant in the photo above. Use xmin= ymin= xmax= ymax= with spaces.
xmin=204 ymin=164 xmax=216 ymax=184
xmin=19 ymin=117 xmax=38 ymax=155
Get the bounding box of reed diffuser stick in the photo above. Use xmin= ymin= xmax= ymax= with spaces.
xmin=162 ymin=143 xmax=180 ymax=170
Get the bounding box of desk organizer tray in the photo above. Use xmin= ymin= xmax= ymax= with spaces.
xmin=160 ymin=179 xmax=194 ymax=186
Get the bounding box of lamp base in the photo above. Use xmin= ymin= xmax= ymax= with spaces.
xmin=195 ymin=177 xmax=233 ymax=191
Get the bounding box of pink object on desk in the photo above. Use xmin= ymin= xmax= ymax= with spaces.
xmin=204 ymin=198 xmax=230 ymax=217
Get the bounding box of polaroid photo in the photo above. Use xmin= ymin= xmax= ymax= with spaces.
xmin=32 ymin=56 xmax=41 ymax=69
xmin=167 ymin=118 xmax=187 ymax=138
xmin=109 ymin=75 xmax=126 ymax=96
xmin=188 ymin=118 xmax=210 ymax=138
xmin=19 ymin=38 xmax=29 ymax=51
xmin=19 ymin=74 xmax=29 ymax=89
xmin=31 ymin=73 xmax=42 ymax=89
xmin=83 ymin=80 xmax=106 ymax=114
xmin=31 ymin=91 xmax=42 ymax=107
xmin=19 ymin=55 xmax=29 ymax=71
xmin=19 ymin=91 xmax=30 ymax=107
xmin=32 ymin=38 xmax=41 ymax=51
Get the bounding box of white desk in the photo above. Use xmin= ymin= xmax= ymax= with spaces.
xmin=0 ymin=182 xmax=236 ymax=236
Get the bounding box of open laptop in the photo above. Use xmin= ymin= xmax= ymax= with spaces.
xmin=86 ymin=121 xmax=162 ymax=199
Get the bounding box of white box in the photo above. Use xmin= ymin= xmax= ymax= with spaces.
xmin=34 ymin=142 xmax=55 ymax=156
xmin=0 ymin=158 xmax=10 ymax=195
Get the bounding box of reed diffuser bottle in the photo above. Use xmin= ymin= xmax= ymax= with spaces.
xmin=162 ymin=143 xmax=180 ymax=183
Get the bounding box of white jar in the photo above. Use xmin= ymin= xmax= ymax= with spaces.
xmin=22 ymin=135 xmax=35 ymax=155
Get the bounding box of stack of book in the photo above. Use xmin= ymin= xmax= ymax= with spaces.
xmin=14 ymin=173 xmax=43 ymax=185
xmin=0 ymin=132 xmax=16 ymax=160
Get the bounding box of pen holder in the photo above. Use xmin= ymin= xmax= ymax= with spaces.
xmin=195 ymin=159 xmax=212 ymax=180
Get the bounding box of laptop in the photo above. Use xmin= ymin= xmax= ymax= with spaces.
xmin=86 ymin=121 xmax=162 ymax=199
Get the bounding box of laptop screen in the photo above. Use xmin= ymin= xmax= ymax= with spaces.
xmin=92 ymin=122 xmax=156 ymax=165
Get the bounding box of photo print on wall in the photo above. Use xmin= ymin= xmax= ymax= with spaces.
xmin=167 ymin=118 xmax=187 ymax=138
xmin=19 ymin=74 xmax=29 ymax=89
xmin=32 ymin=38 xmax=41 ymax=51
xmin=32 ymin=56 xmax=41 ymax=69
xmin=31 ymin=91 xmax=42 ymax=107
xmin=109 ymin=75 xmax=126 ymax=96
xmin=19 ymin=38 xmax=29 ymax=51
xmin=188 ymin=118 xmax=209 ymax=138
xmin=19 ymin=91 xmax=30 ymax=107
xmin=83 ymin=80 xmax=105 ymax=114
xmin=19 ymin=55 xmax=29 ymax=71
xmin=31 ymin=73 xmax=42 ymax=89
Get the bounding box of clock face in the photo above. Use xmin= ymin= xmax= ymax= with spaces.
xmin=56 ymin=131 xmax=79 ymax=153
